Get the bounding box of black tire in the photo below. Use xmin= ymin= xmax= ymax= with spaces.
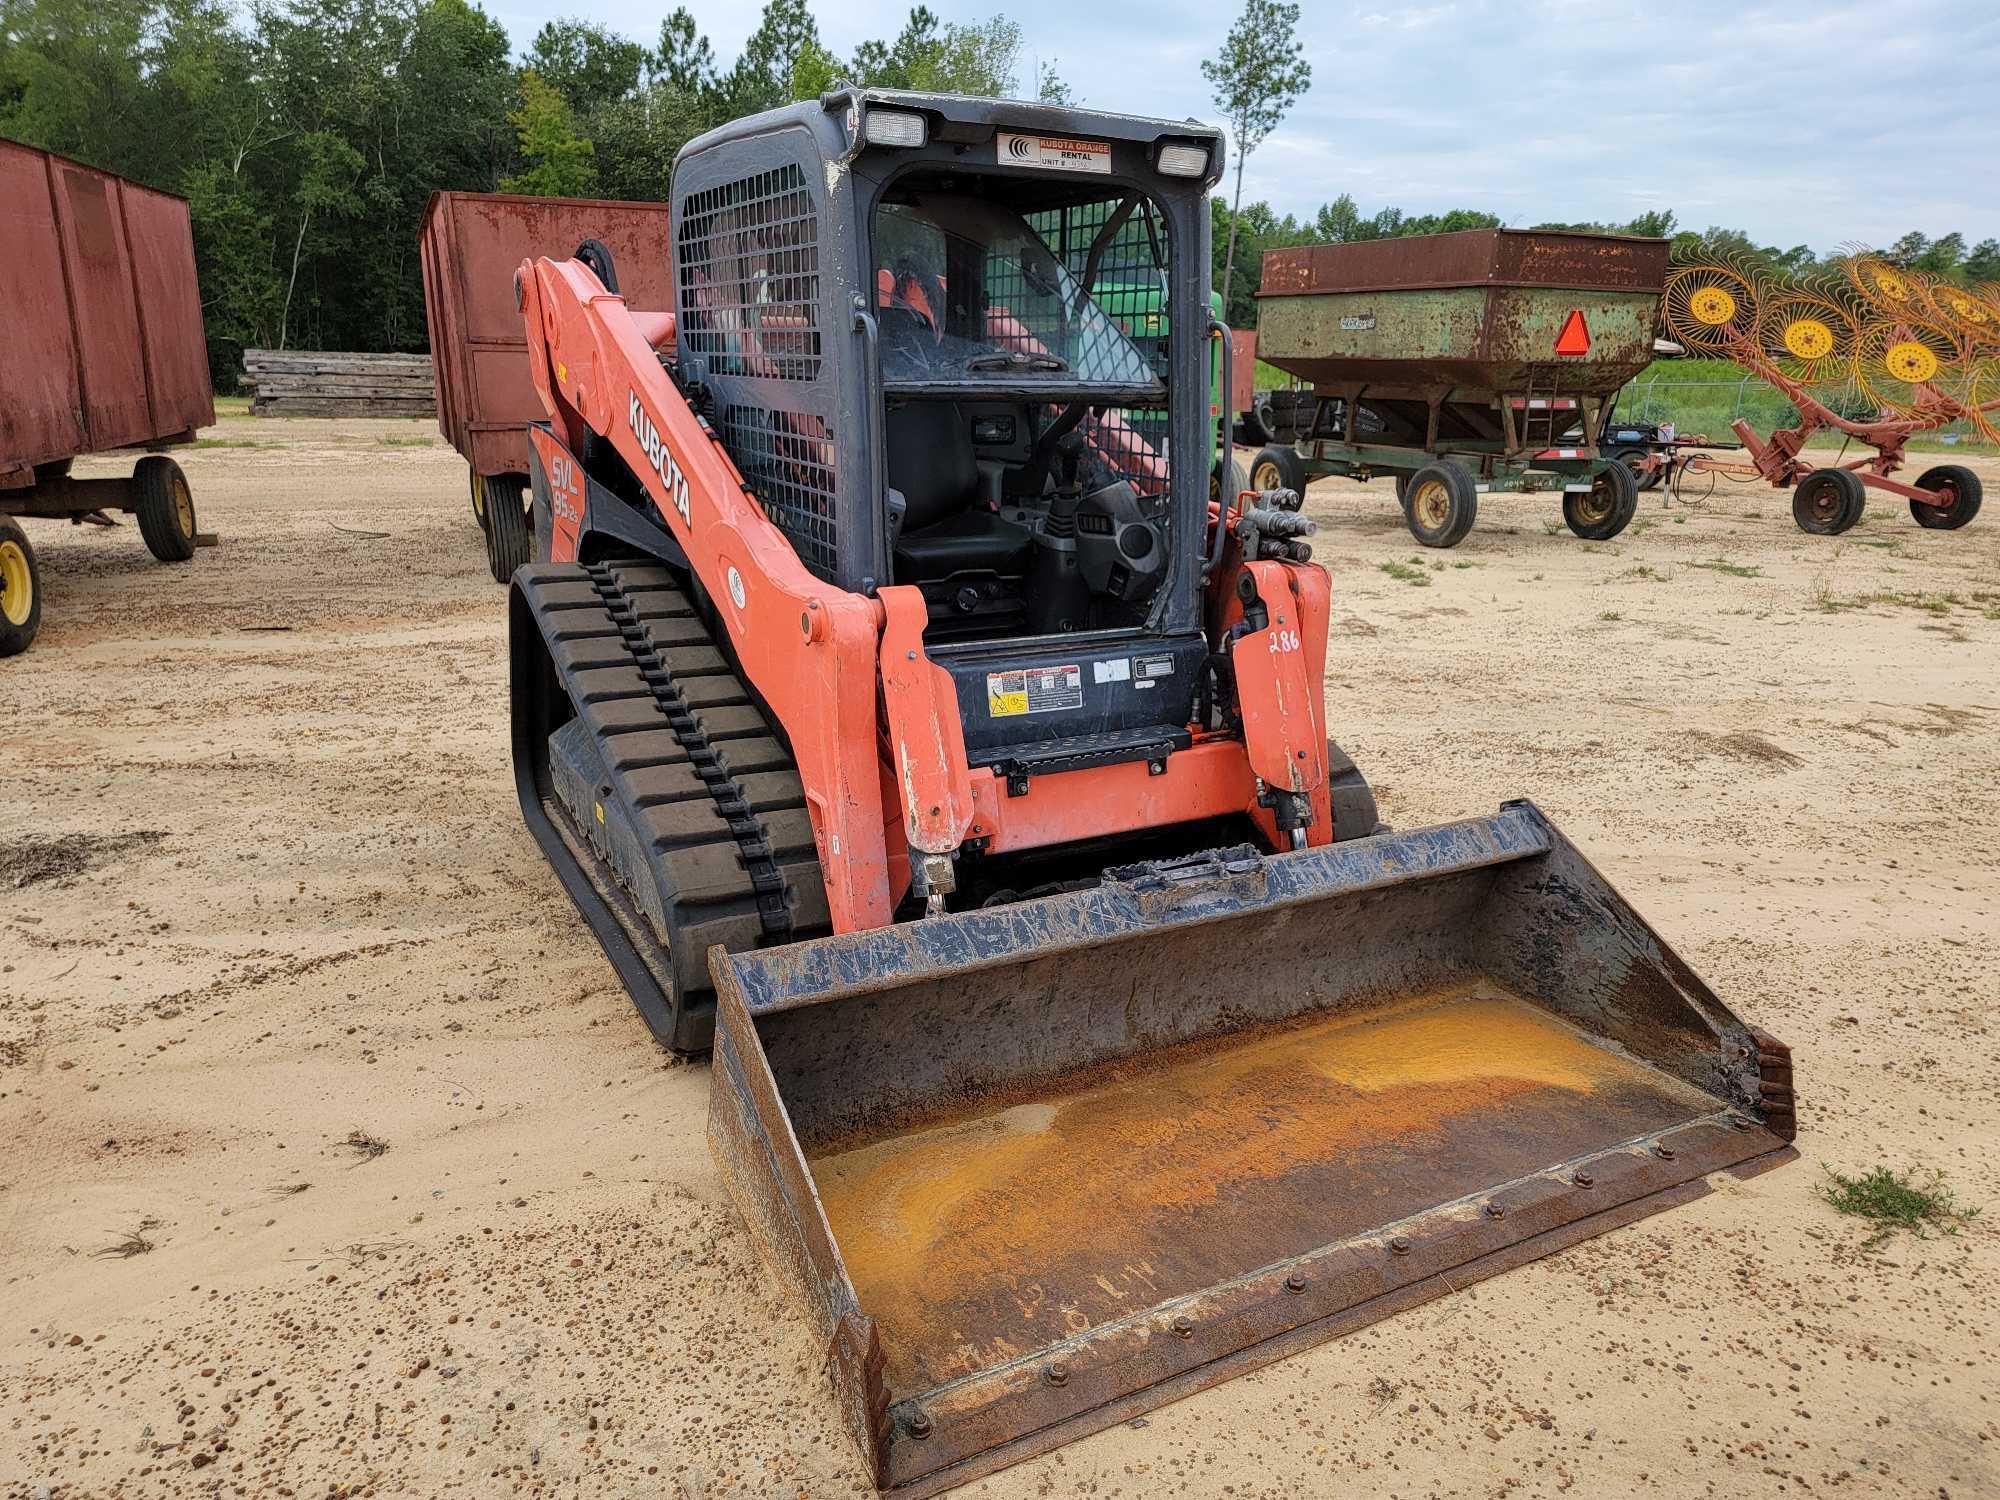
xmin=470 ymin=465 xmax=490 ymax=532
xmin=1393 ymin=472 xmax=1411 ymax=504
xmin=132 ymin=455 xmax=197 ymax=562
xmin=1249 ymin=443 xmax=1307 ymax=496
xmin=1325 ymin=739 xmax=1380 ymax=843
xmin=0 ymin=516 xmax=42 ymax=656
xmin=1563 ymin=461 xmax=1639 ymax=540
xmin=1909 ymin=464 xmax=1981 ymax=530
xmin=1236 ymin=399 xmax=1270 ymax=447
xmin=1611 ymin=446 xmax=1661 ymax=492
xmin=1211 ymin=456 xmax=1248 ymax=506
xmin=575 ymin=238 xmax=620 ymax=295
xmin=1255 ymin=394 xmax=1278 ymax=435
xmin=1792 ymin=467 xmax=1866 ymax=535
xmin=483 ymin=473 xmax=531 ymax=582
xmin=1402 ymin=463 xmax=1478 ymax=548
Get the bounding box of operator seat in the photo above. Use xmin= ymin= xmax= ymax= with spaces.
xmin=886 ymin=401 xmax=1030 ymax=581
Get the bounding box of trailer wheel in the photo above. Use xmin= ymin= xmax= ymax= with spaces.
xmin=133 ymin=456 xmax=198 ymax=562
xmin=1211 ymin=457 xmax=1247 ymax=506
xmin=1249 ymin=444 xmax=1306 ymax=496
xmin=0 ymin=517 xmax=41 ymax=656
xmin=575 ymin=239 xmax=620 ymax=295
xmin=1612 ymin=446 xmax=1661 ymax=492
xmin=1909 ymin=464 xmax=1982 ymax=530
xmin=1394 ymin=472 xmax=1411 ymax=504
xmin=1792 ymin=467 xmax=1865 ymax=535
xmin=1403 ymin=464 xmax=1478 ymax=548
xmin=469 ymin=466 xmax=490 ymax=532
xmin=483 ymin=473 xmax=531 ymax=582
xmin=1564 ymin=462 xmax=1639 ymax=540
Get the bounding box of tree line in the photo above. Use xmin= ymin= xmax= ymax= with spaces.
xmin=0 ymin=0 xmax=1070 ymax=383
xmin=2 ymin=0 xmax=1991 ymax=381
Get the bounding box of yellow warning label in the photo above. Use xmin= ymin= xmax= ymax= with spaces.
xmin=987 ymin=665 xmax=1082 ymax=717
xmin=987 ymin=671 xmax=1029 ymax=717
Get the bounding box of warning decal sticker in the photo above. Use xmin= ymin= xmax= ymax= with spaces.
xmin=987 ymin=664 xmax=1084 ymax=717
xmin=997 ymin=132 xmax=1111 ymax=174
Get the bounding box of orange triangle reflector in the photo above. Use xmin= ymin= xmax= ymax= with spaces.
xmin=1555 ymin=309 xmax=1591 ymax=356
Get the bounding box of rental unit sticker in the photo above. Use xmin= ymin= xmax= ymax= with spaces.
xmin=987 ymin=664 xmax=1083 ymax=717
xmin=998 ymin=133 xmax=1111 ymax=174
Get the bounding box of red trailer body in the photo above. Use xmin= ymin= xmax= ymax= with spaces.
xmin=419 ymin=192 xmax=674 ymax=481
xmin=0 ymin=139 xmax=213 ymax=485
xmin=0 ymin=138 xmax=212 ymax=656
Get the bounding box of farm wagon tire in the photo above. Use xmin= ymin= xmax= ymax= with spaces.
xmin=1792 ymin=468 xmax=1865 ymax=535
xmin=1909 ymin=464 xmax=1981 ymax=530
xmin=1612 ymin=446 xmax=1661 ymax=492
xmin=1564 ymin=461 xmax=1639 ymax=540
xmin=575 ymin=238 xmax=621 ymax=295
xmin=1403 ymin=463 xmax=1478 ymax=549
xmin=483 ymin=473 xmax=531 ymax=582
xmin=1250 ymin=444 xmax=1306 ymax=497
xmin=0 ymin=517 xmax=42 ymax=656
xmin=1212 ymin=457 xmax=1248 ymax=506
xmin=133 ymin=456 xmax=198 ymax=562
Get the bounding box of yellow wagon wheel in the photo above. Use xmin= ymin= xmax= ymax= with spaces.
xmin=0 ymin=516 xmax=42 ymax=656
xmin=1663 ymin=262 xmax=1760 ymax=353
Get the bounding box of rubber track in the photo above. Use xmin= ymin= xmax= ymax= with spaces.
xmin=581 ymin=560 xmax=794 ymax=943
xmin=512 ymin=559 xmax=829 ymax=1053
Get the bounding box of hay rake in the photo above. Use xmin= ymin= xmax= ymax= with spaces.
xmin=1661 ymin=247 xmax=1993 ymax=534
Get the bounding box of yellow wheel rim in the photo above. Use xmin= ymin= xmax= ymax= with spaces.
xmin=1871 ymin=268 xmax=1910 ymax=302
xmin=1945 ymin=293 xmax=1989 ymax=325
xmin=1782 ymin=318 xmax=1835 ymax=360
xmin=1411 ymin=480 xmax=1451 ymax=532
xmin=1883 ymin=340 xmax=1940 ymax=383
xmin=1251 ymin=460 xmax=1282 ymax=492
xmin=0 ymin=539 xmax=32 ymax=626
xmin=1689 ymin=286 xmax=1737 ymax=326
xmin=471 ymin=471 xmax=486 ymax=517
xmin=173 ymin=474 xmax=195 ymax=536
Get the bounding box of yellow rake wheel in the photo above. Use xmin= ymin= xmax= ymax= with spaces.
xmin=1664 ymin=262 xmax=1760 ymax=353
xmin=1931 ymin=284 xmax=2000 ymax=350
xmin=1843 ymin=256 xmax=1923 ymax=318
xmin=1853 ymin=317 xmax=1963 ymax=416
xmin=1756 ymin=292 xmax=1855 ymax=388
xmin=1966 ymin=361 xmax=2000 ymax=447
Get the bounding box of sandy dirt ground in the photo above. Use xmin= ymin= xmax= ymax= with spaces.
xmin=3 ymin=411 xmax=1997 ymax=1500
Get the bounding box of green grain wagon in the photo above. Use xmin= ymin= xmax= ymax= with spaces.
xmin=1246 ymin=229 xmax=1669 ymax=547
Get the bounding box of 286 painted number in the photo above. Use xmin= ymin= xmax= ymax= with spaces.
xmin=1270 ymin=629 xmax=1301 ymax=654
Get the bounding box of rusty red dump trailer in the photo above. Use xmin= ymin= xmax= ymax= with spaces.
xmin=0 ymin=139 xmax=213 ymax=656
xmin=418 ymin=191 xmax=674 ymax=583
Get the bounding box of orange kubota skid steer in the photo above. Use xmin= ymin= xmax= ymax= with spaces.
xmin=506 ymin=89 xmax=1798 ymax=1497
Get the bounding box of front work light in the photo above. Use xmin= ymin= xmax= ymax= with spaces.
xmin=864 ymin=109 xmax=928 ymax=148
xmin=1156 ymin=142 xmax=1210 ymax=177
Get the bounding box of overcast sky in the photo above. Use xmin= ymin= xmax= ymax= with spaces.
xmin=483 ymin=0 xmax=2000 ymax=253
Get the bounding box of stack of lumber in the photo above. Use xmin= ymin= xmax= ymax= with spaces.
xmin=241 ymin=349 xmax=435 ymax=418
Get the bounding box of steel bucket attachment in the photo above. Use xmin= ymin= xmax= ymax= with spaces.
xmin=708 ymin=801 xmax=1796 ymax=1496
